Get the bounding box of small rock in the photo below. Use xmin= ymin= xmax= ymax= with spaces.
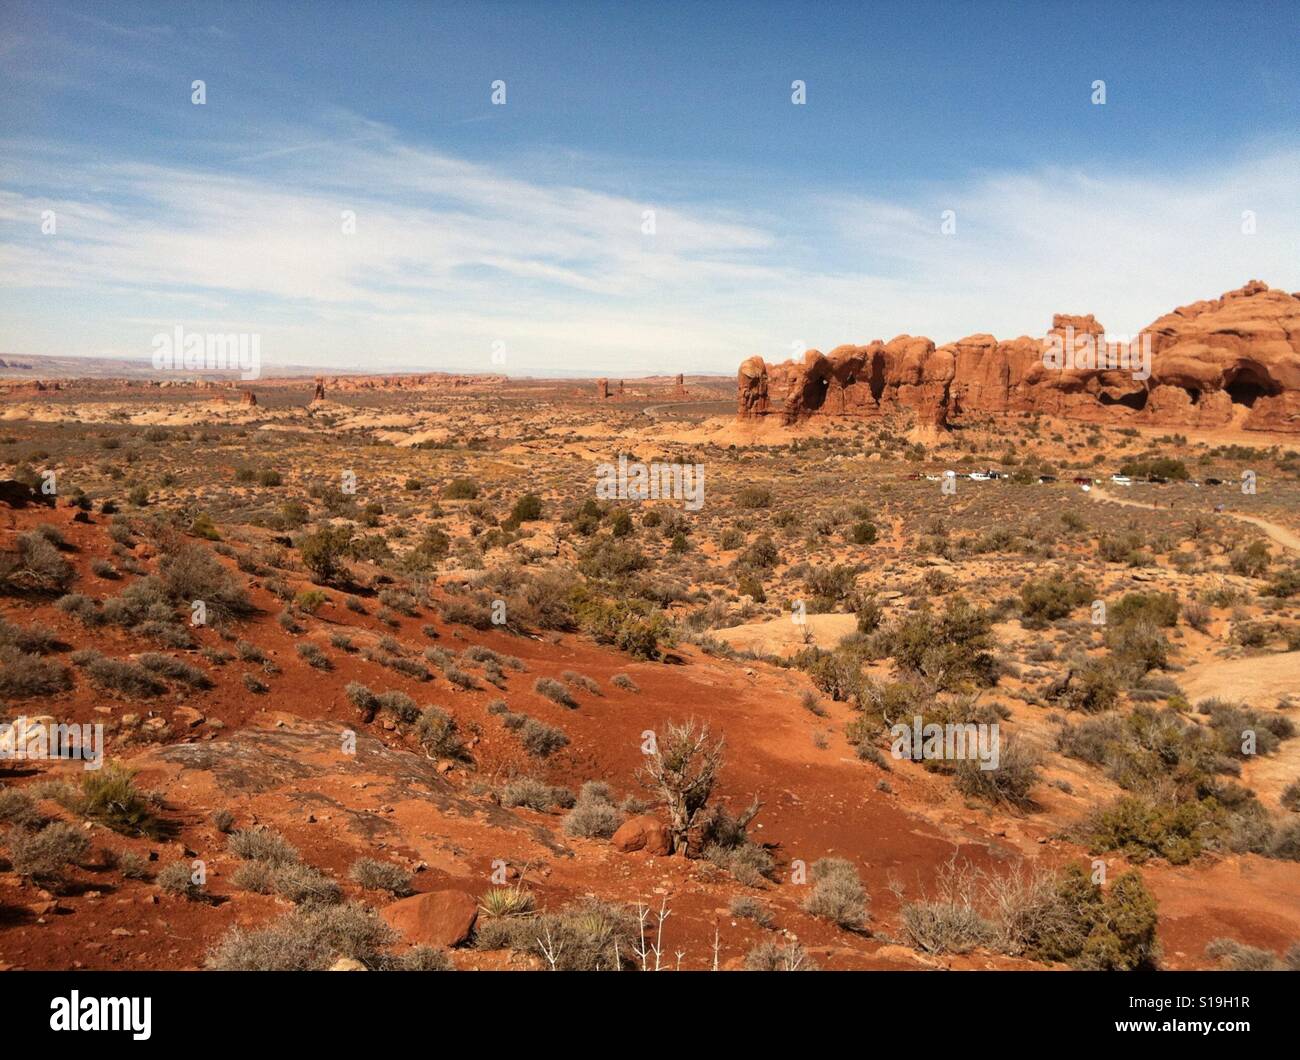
xmin=611 ymin=815 xmax=673 ymax=856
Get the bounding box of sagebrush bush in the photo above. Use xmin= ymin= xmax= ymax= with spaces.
xmin=519 ymin=717 xmax=569 ymax=758
xmin=5 ymin=821 xmax=90 ymax=884
xmin=533 ymin=676 xmax=577 ymax=708
xmin=349 ymin=858 xmax=413 ymax=896
xmin=500 ymin=777 xmax=572 ymax=812
xmin=743 ymin=940 xmax=817 ymax=971
xmin=228 ymin=826 xmax=299 ymax=866
xmin=157 ymin=860 xmax=204 ymax=900
xmin=563 ymin=782 xmax=623 ymax=838
xmin=803 ymin=857 xmax=868 ymax=931
xmin=0 ymin=645 xmax=71 ymax=697
xmin=205 ymin=902 xmax=396 ymax=971
xmin=416 ymin=707 xmax=468 ymax=761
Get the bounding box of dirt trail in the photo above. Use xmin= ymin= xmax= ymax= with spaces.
xmin=1087 ymin=486 xmax=1300 ymax=555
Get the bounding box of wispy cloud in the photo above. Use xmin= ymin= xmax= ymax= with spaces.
xmin=0 ymin=122 xmax=1296 ymax=374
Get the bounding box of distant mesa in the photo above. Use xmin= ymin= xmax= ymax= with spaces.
xmin=737 ymin=281 xmax=1300 ymax=433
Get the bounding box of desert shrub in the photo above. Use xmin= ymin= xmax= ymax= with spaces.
xmin=1105 ymin=616 xmax=1170 ymax=675
xmin=138 ymin=652 xmax=213 ymax=688
xmin=70 ymin=764 xmax=161 ymax=836
xmin=1050 ymin=658 xmax=1121 ymax=713
xmin=1229 ymin=540 xmax=1271 ymax=578
xmin=610 ymin=673 xmax=639 ymax=692
xmin=743 ymin=940 xmax=818 ymax=971
xmin=729 ymin=894 xmax=774 ymax=928
xmin=0 ymin=615 xmax=59 ymax=653
xmin=231 ymin=860 xmax=275 ymax=894
xmin=954 ymin=736 xmax=1041 ymax=809
xmin=500 ymin=777 xmax=572 ymax=812
xmin=885 ymin=596 xmax=996 ymax=689
xmin=298 ymin=524 xmax=353 ymax=584
xmin=1085 ymin=794 xmax=1214 ymax=865
xmin=349 ymin=858 xmax=413 ymax=896
xmin=572 ymin=591 xmax=670 ymax=660
xmin=803 ymin=857 xmax=868 ymax=931
xmin=1019 ymin=573 xmax=1094 ymax=626
xmin=561 ymin=670 xmax=601 ymax=695
xmin=157 ymin=860 xmax=204 ymax=900
xmin=533 ymin=676 xmax=577 ymax=708
xmin=563 ymin=781 xmax=623 ymax=838
xmin=189 ymin=513 xmax=220 ymax=540
xmin=1205 ymin=937 xmax=1289 ymax=971
xmin=295 ymin=642 xmax=333 ymax=670
xmin=1111 ymin=591 xmax=1180 ymax=628
xmin=1046 ymin=867 xmax=1160 ymax=970
xmin=158 ymin=543 xmax=253 ymax=621
xmin=804 ymin=649 xmax=863 ymax=702
xmin=1281 ymin=779 xmax=1300 ymax=813
xmin=376 ymin=690 xmax=419 ymax=722
xmin=509 ymin=494 xmax=543 ymax=522
xmin=1268 ymin=819 xmax=1300 ymax=861
xmin=849 ymin=520 xmax=878 ymax=545
xmin=1200 ymin=700 xmax=1293 ymax=758
xmin=294 ymin=588 xmax=329 ymax=614
xmin=0 ymin=788 xmax=43 ymax=830
xmin=4 ymin=821 xmax=90 ymax=884
xmin=519 ymin=717 xmax=569 ymax=758
xmin=516 ymin=899 xmax=638 ymax=971
xmin=0 ymin=532 xmax=75 ymax=593
xmin=272 ymin=862 xmax=343 ymax=906
xmin=205 ymin=902 xmax=397 ymax=971
xmin=443 ymin=477 xmax=479 ymax=500
xmin=0 ymin=645 xmax=72 ymax=697
xmin=228 ymin=826 xmax=299 ymax=866
xmin=75 ymin=652 xmax=167 ymax=697
xmin=416 ymin=707 xmax=469 ymax=761
xmin=242 ymin=672 xmax=269 ymax=694
xmin=117 ymin=851 xmax=150 ymax=879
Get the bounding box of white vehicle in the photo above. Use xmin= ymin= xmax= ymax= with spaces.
xmin=968 ymin=471 xmax=991 ymax=481
xmin=1110 ymin=474 xmax=1132 ymax=486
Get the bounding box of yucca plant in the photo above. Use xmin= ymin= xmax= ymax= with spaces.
xmin=478 ymin=884 xmax=536 ymax=919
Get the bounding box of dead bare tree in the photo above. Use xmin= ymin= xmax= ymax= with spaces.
xmin=637 ymin=718 xmax=725 ymax=856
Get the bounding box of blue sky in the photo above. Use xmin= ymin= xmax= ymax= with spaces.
xmin=1 ymin=0 xmax=1297 ymax=375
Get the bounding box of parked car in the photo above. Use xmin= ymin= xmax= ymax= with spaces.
xmin=1110 ymin=474 xmax=1133 ymax=486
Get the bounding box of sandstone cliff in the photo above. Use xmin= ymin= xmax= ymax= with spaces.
xmin=737 ymin=281 xmax=1300 ymax=433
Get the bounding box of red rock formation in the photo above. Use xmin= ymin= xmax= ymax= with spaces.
xmin=239 ymin=389 xmax=257 ymax=407
xmin=597 ymin=378 xmax=609 ymax=399
xmin=312 ymin=378 xmax=325 ymax=401
xmin=738 ymin=281 xmax=1300 ymax=433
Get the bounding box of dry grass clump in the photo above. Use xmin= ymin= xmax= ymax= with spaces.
xmin=803 ymin=857 xmax=869 ymax=931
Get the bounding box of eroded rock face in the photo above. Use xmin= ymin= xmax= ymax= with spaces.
xmin=738 ymin=281 xmax=1300 ymax=432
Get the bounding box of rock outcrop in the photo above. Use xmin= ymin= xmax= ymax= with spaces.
xmin=738 ymin=281 xmax=1300 ymax=433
